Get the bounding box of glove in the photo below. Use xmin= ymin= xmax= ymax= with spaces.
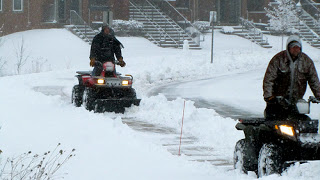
xmin=118 ymin=57 xmax=126 ymax=67
xmin=90 ymin=58 xmax=95 ymax=67
xmin=264 ymin=96 xmax=275 ymax=103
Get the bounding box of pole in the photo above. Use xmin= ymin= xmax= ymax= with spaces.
xmin=178 ymin=100 xmax=186 ymax=156
xmin=211 ymin=21 xmax=214 ymax=64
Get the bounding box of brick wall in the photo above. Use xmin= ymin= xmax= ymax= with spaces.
xmin=0 ymin=0 xmax=62 ymax=36
xmin=111 ymin=0 xmax=129 ymax=20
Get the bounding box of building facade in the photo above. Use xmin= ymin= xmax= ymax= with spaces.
xmin=2 ymin=0 xmax=320 ymax=36
xmin=0 ymin=0 xmax=129 ymax=36
xmin=173 ymin=0 xmax=271 ymax=24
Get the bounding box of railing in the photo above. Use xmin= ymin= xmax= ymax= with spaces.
xmin=149 ymin=0 xmax=203 ymax=44
xmin=301 ymin=9 xmax=320 ymax=32
xmin=130 ymin=0 xmax=179 ymax=47
xmin=69 ymin=10 xmax=95 ymax=43
xmin=295 ymin=17 xmax=320 ymax=45
xmin=300 ymin=0 xmax=320 ymax=20
xmin=131 ymin=0 xmax=202 ymax=45
xmin=239 ymin=17 xmax=269 ymax=44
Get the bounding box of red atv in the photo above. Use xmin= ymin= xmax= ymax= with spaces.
xmin=71 ymin=61 xmax=141 ymax=113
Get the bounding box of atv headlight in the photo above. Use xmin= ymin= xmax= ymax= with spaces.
xmin=97 ymin=79 xmax=105 ymax=84
xmin=122 ymin=80 xmax=129 ymax=86
xmin=278 ymin=125 xmax=295 ymax=136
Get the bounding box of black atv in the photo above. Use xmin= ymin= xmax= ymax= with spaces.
xmin=71 ymin=61 xmax=141 ymax=113
xmin=234 ymin=96 xmax=320 ymax=177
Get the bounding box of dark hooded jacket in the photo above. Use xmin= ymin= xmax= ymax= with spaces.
xmin=263 ymin=35 xmax=320 ymax=103
xmin=90 ymin=30 xmax=122 ymax=63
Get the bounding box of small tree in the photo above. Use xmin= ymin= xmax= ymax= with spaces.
xmin=14 ymin=37 xmax=30 ymax=74
xmin=265 ymin=0 xmax=300 ymax=49
xmin=31 ymin=57 xmax=48 ymax=73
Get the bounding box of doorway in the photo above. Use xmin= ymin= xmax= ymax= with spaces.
xmin=218 ymin=0 xmax=241 ymax=24
xmin=58 ymin=0 xmax=66 ymax=21
xmin=71 ymin=0 xmax=82 ymax=15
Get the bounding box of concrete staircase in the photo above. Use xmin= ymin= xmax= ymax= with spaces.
xmin=65 ymin=24 xmax=97 ymax=45
xmin=222 ymin=18 xmax=272 ymax=48
xmin=295 ymin=9 xmax=320 ymax=48
xmin=129 ymin=1 xmax=201 ymax=49
xmin=66 ymin=10 xmax=97 ymax=45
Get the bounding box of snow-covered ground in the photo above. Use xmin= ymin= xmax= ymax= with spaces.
xmin=0 ymin=29 xmax=320 ymax=179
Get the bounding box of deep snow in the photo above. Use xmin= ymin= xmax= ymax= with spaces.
xmin=0 ymin=29 xmax=319 ymax=179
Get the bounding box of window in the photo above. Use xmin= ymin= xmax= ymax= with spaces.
xmin=13 ymin=0 xmax=23 ymax=11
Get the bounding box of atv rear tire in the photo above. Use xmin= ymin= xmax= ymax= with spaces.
xmin=83 ymin=87 xmax=96 ymax=111
xmin=234 ymin=139 xmax=258 ymax=173
xmin=71 ymin=85 xmax=84 ymax=107
xmin=258 ymin=143 xmax=283 ymax=177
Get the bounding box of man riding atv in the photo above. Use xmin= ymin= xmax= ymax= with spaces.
xmin=90 ymin=25 xmax=126 ymax=76
xmin=71 ymin=25 xmax=140 ymax=113
xmin=263 ymin=35 xmax=320 ymax=119
xmin=233 ymin=35 xmax=320 ymax=177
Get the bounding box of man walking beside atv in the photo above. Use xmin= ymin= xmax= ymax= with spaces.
xmin=89 ymin=25 xmax=126 ymax=76
xmin=263 ymin=35 xmax=320 ymax=119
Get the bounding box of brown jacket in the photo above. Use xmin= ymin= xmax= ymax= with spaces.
xmin=263 ymin=36 xmax=320 ymax=103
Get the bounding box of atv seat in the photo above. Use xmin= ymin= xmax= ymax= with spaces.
xmin=76 ymin=71 xmax=92 ymax=75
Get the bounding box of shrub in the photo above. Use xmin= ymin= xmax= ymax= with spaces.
xmin=221 ymin=26 xmax=235 ymax=34
xmin=112 ymin=20 xmax=145 ymax=36
xmin=192 ymin=21 xmax=211 ymax=33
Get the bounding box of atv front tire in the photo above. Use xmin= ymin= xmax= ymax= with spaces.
xmin=71 ymin=85 xmax=84 ymax=107
xmin=83 ymin=87 xmax=96 ymax=111
xmin=234 ymin=139 xmax=258 ymax=173
xmin=258 ymin=143 xmax=283 ymax=177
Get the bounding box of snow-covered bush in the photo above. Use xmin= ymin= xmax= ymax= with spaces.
xmin=221 ymin=26 xmax=234 ymax=34
xmin=192 ymin=21 xmax=211 ymax=33
xmin=112 ymin=20 xmax=145 ymax=37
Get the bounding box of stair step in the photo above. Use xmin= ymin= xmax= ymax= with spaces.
xmin=129 ymin=3 xmax=201 ymax=50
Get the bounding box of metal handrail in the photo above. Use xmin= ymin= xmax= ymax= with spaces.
xmin=301 ymin=9 xmax=320 ymax=29
xmin=300 ymin=0 xmax=320 ymax=19
xmin=239 ymin=17 xmax=269 ymax=44
xmin=143 ymin=0 xmax=186 ymax=45
xmin=146 ymin=0 xmax=183 ymax=33
xmin=296 ymin=17 xmax=320 ymax=42
xmin=69 ymin=10 xmax=95 ymax=43
xmin=148 ymin=0 xmax=203 ymax=44
xmin=130 ymin=1 xmax=179 ymax=46
xmin=161 ymin=0 xmax=203 ymax=37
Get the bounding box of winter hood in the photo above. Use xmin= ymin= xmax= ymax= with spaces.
xmin=286 ymin=35 xmax=302 ymax=51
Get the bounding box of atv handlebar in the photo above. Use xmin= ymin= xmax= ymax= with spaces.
xmin=273 ymin=96 xmax=320 ymax=104
xmin=309 ymin=96 xmax=320 ymax=104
